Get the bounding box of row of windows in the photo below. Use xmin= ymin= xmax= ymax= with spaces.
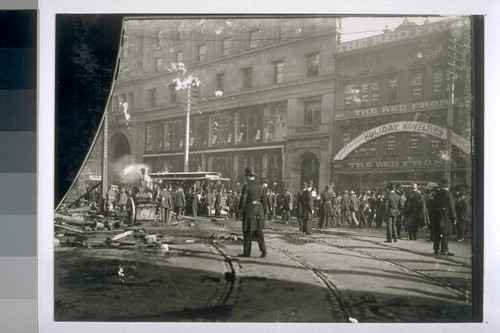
xmin=342 ymin=66 xmax=451 ymax=109
xmin=117 ymin=52 xmax=320 ymax=110
xmin=144 ymin=103 xmax=288 ymax=153
xmin=342 ymin=130 xmax=447 ymax=156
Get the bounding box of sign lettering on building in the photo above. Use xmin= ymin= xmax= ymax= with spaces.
xmin=334 ymin=98 xmax=464 ymax=120
xmin=333 ymin=158 xmax=445 ymax=170
xmin=333 ymin=121 xmax=471 ymax=161
xmin=334 ymin=18 xmax=466 ymax=54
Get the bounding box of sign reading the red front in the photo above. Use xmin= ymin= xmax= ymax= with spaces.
xmin=333 ymin=158 xmax=445 ymax=170
xmin=334 ymin=98 xmax=457 ymax=120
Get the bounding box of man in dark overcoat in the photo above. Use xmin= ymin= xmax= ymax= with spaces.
xmin=432 ymin=179 xmax=457 ymax=255
xmin=300 ymin=181 xmax=314 ymax=235
xmin=238 ymin=167 xmax=268 ymax=258
xmin=403 ymin=183 xmax=426 ymax=240
xmin=384 ymin=183 xmax=402 ymax=243
xmin=318 ymin=185 xmax=334 ymax=229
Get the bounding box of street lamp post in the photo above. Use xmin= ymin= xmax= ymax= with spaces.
xmin=184 ymin=85 xmax=191 ymax=172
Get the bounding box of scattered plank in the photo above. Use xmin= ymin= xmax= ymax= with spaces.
xmin=111 ymin=230 xmax=134 ymax=241
xmin=54 ymin=224 xmax=85 ymax=234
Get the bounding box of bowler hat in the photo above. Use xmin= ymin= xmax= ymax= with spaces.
xmin=244 ymin=167 xmax=256 ymax=177
xmin=261 ymin=177 xmax=269 ymax=184
xmin=395 ymin=183 xmax=403 ymax=189
xmin=387 ymin=183 xmax=396 ymax=189
xmin=441 ymin=179 xmax=451 ymax=187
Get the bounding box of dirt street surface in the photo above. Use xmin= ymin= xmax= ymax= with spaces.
xmin=55 ymin=216 xmax=473 ymax=322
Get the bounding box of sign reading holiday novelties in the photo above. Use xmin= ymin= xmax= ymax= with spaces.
xmin=334 ymin=18 xmax=467 ymax=54
xmin=333 ymin=121 xmax=471 ymax=161
xmin=333 ymin=98 xmax=462 ymax=121
xmin=332 ymin=158 xmax=445 ymax=170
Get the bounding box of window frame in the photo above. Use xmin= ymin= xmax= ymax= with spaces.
xmin=197 ymin=44 xmax=207 ymax=62
xmin=273 ymin=59 xmax=285 ymax=84
xmin=304 ymin=100 xmax=322 ymax=126
xmin=306 ymin=52 xmax=319 ymax=77
xmin=387 ymin=74 xmax=399 ymax=105
xmin=216 ymin=72 xmax=225 ymax=92
xmin=221 ymin=37 xmax=232 ymax=56
xmin=242 ymin=67 xmax=253 ymax=89
xmin=249 ymin=29 xmax=260 ymax=49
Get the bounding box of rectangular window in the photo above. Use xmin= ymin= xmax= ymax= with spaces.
xmin=386 ymin=135 xmax=396 ymax=154
xmin=155 ymin=57 xmax=163 ymax=72
xmin=343 ymin=82 xmax=354 ymax=109
xmin=222 ymin=37 xmax=232 ymax=56
xmin=176 ymin=51 xmax=183 ymax=63
xmin=169 ymin=84 xmax=177 ymax=103
xmin=304 ymin=100 xmax=322 ymax=125
xmin=342 ymin=131 xmax=351 ymax=147
xmin=412 ymin=71 xmax=423 ymax=100
xmin=368 ymin=141 xmax=378 ymax=155
xmin=430 ymin=137 xmax=446 ymax=154
xmin=235 ymin=111 xmax=249 ymax=145
xmin=197 ymin=44 xmax=207 ymax=62
xmin=242 ymin=67 xmax=252 ymax=89
xmin=149 ymin=88 xmax=156 ymax=107
xmin=409 ymin=133 xmax=420 ymax=153
xmin=216 ymin=72 xmax=225 ymax=92
xmin=154 ymin=122 xmax=164 ymax=152
xmin=371 ymin=81 xmax=380 ymax=105
xmin=210 ymin=114 xmax=233 ymax=146
xmin=192 ymin=115 xmax=208 ymax=148
xmin=306 ymin=52 xmax=319 ymax=77
xmin=127 ymin=92 xmax=134 ymax=110
xmin=388 ymin=75 xmax=399 ymax=104
xmin=249 ymin=29 xmax=260 ymax=48
xmin=360 ymin=81 xmax=370 ymax=106
xmin=273 ymin=60 xmax=285 ymax=84
xmin=146 ymin=123 xmax=154 ymax=152
xmin=433 ymin=68 xmax=446 ymax=98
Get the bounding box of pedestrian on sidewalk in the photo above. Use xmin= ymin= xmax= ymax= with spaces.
xmin=403 ymin=183 xmax=426 ymax=240
xmin=384 ymin=183 xmax=402 ymax=243
xmin=455 ymin=190 xmax=469 ymax=242
xmin=432 ymin=179 xmax=457 ymax=256
xmin=238 ymin=167 xmax=267 ymax=258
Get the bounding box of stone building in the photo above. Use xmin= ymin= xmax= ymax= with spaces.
xmin=108 ymin=17 xmax=340 ymax=192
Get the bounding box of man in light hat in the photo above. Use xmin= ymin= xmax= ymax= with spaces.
xmin=403 ymin=183 xmax=426 ymax=240
xmin=384 ymin=183 xmax=402 ymax=242
xmin=431 ymin=179 xmax=457 ymax=256
xmin=238 ymin=167 xmax=268 ymax=258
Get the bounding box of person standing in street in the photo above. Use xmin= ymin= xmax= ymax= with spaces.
xmin=191 ymin=190 xmax=200 ymax=218
xmin=300 ymin=181 xmax=314 ymax=235
xmin=173 ymin=186 xmax=185 ymax=220
xmin=403 ymin=183 xmax=426 ymax=240
xmin=349 ymin=191 xmax=360 ymax=228
xmin=318 ymin=185 xmax=334 ymax=229
xmin=340 ymin=190 xmax=352 ymax=226
xmin=282 ymin=188 xmax=294 ymax=225
xmin=395 ymin=183 xmax=406 ymax=239
xmin=294 ymin=183 xmax=306 ymax=231
xmin=214 ymin=189 xmax=222 ymax=217
xmin=455 ymin=190 xmax=469 ymax=241
xmin=238 ymin=167 xmax=268 ymax=258
xmin=159 ymin=184 xmax=172 ymax=226
xmin=261 ymin=178 xmax=271 ymax=221
xmin=384 ymin=183 xmax=402 ymax=243
xmin=432 ymin=179 xmax=457 ymax=255
xmin=206 ymin=190 xmax=214 ymax=217
xmin=226 ymin=190 xmax=235 ymax=218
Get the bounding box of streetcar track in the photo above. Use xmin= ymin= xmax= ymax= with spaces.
xmin=267 ymin=244 xmax=357 ymax=322
xmin=277 ymin=232 xmax=469 ymax=299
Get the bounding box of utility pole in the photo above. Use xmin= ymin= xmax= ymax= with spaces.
xmin=100 ymin=111 xmax=109 ymax=212
xmin=444 ymin=33 xmax=465 ymax=182
xmin=184 ymin=85 xmax=191 ymax=172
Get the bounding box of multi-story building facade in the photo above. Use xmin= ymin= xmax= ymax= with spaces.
xmin=331 ymin=17 xmax=472 ymax=191
xmin=108 ymin=17 xmax=340 ymax=192
xmin=106 ymin=16 xmax=472 ymax=194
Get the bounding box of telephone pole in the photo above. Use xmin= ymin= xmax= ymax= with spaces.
xmin=444 ymin=32 xmax=466 ymax=182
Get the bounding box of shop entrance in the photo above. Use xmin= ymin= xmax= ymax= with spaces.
xmin=300 ymin=152 xmax=319 ymax=190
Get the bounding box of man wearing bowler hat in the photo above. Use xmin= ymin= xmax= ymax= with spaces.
xmin=299 ymin=181 xmax=315 ymax=235
xmin=432 ymin=179 xmax=457 ymax=256
xmin=238 ymin=167 xmax=268 ymax=258
xmin=384 ymin=183 xmax=402 ymax=243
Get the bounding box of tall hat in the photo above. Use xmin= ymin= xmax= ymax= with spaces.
xmin=244 ymin=167 xmax=256 ymax=177
xmin=441 ymin=178 xmax=451 ymax=187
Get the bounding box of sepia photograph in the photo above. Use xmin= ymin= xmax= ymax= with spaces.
xmin=51 ymin=13 xmax=481 ymax=325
